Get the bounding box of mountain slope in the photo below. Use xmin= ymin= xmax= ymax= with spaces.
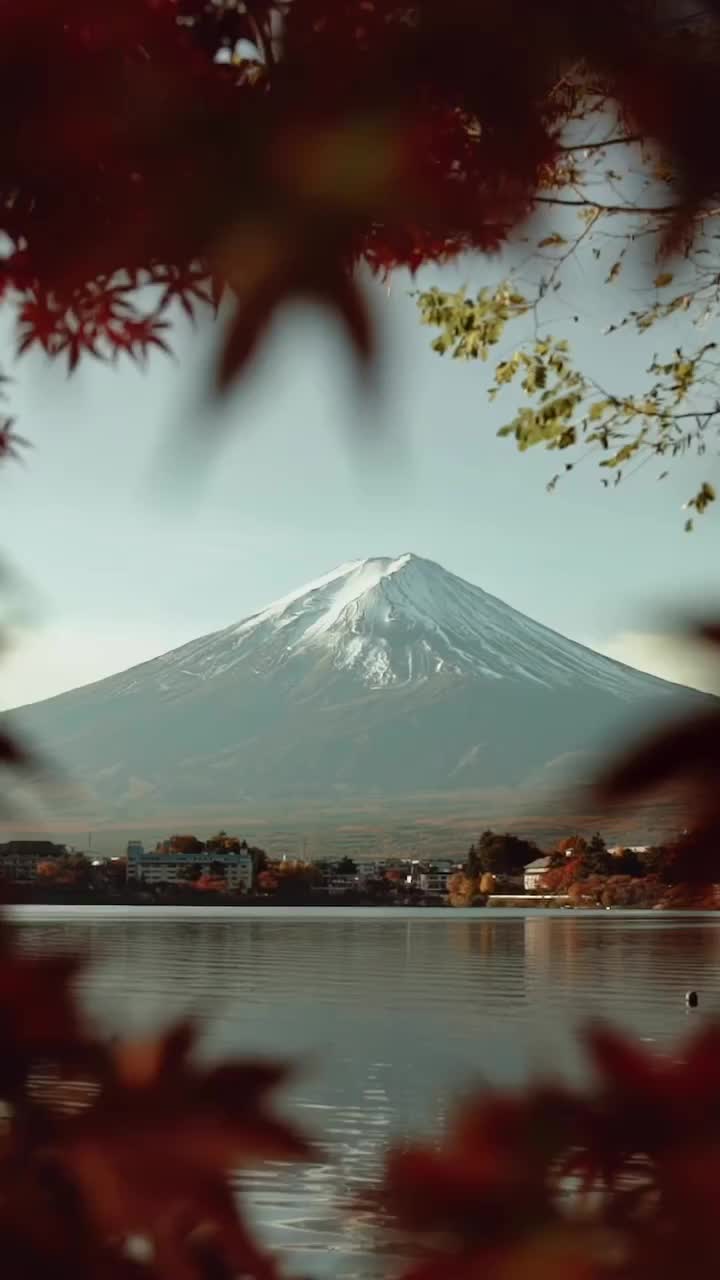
xmin=6 ymin=555 xmax=707 ymax=824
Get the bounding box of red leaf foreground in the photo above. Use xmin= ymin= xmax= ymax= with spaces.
xmin=383 ymin=1023 xmax=720 ymax=1280
xmin=0 ymin=1 xmax=718 ymax=393
xmin=0 ymin=915 xmax=309 ymax=1280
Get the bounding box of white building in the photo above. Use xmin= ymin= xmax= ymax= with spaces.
xmin=355 ymin=860 xmax=383 ymax=880
xmin=418 ymin=870 xmax=452 ymax=896
xmin=523 ymin=857 xmax=552 ymax=891
xmin=126 ymin=848 xmax=253 ymax=892
xmin=327 ymin=874 xmax=361 ymax=895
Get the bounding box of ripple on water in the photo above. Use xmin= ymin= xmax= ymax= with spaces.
xmin=9 ymin=907 xmax=720 ymax=1278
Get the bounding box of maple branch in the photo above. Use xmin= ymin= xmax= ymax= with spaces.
xmin=557 ymin=135 xmax=644 ymax=153
xmin=535 ymin=196 xmax=720 ymax=220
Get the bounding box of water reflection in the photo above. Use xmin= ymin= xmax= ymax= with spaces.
xmin=10 ymin=907 xmax=720 ymax=1278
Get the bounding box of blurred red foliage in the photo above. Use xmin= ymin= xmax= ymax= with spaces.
xmin=0 ymin=0 xmax=717 ymax=392
xmin=383 ymin=1023 xmax=720 ymax=1280
xmin=0 ymin=910 xmax=309 ymax=1280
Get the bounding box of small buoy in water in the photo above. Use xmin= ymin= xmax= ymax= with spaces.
xmin=686 ymin=990 xmax=699 ymax=1008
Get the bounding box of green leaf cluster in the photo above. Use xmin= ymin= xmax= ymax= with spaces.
xmin=417 ymin=282 xmax=720 ymax=528
xmin=415 ymin=284 xmax=529 ymax=362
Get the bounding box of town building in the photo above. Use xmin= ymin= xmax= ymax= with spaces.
xmin=354 ymin=860 xmax=383 ymax=880
xmin=0 ymin=840 xmax=67 ymax=882
xmin=607 ymin=845 xmax=650 ymax=856
xmin=406 ymin=859 xmax=461 ymax=887
xmin=327 ymin=874 xmax=361 ymax=895
xmin=126 ymin=846 xmax=254 ymax=892
xmin=523 ymin=857 xmax=552 ymax=891
xmin=418 ymin=870 xmax=451 ymax=897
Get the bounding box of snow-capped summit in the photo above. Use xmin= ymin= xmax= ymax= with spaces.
xmin=101 ymin=552 xmax=677 ymax=700
xmin=8 ymin=554 xmax=707 ymax=827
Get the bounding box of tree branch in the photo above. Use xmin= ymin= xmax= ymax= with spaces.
xmin=536 ymin=196 xmax=720 ymax=220
xmin=558 ymin=135 xmax=644 ymax=154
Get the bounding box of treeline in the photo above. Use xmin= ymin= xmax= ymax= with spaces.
xmin=257 ymin=857 xmax=396 ymax=903
xmin=543 ymin=832 xmax=718 ymax=909
xmin=447 ymin=830 xmax=538 ymax=906
xmin=447 ymin=830 xmax=720 ymax=909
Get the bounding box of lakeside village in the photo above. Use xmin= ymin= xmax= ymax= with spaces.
xmin=0 ymin=828 xmax=716 ymax=909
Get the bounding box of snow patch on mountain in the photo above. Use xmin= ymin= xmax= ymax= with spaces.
xmin=90 ymin=553 xmax=682 ymax=706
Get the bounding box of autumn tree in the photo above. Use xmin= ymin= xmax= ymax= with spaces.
xmin=169 ymin=834 xmax=205 ymax=855
xmin=334 ymin=857 xmax=358 ymax=876
xmin=257 ymin=868 xmax=280 ymax=895
xmin=636 ymin=845 xmax=670 ymax=877
xmin=365 ymin=874 xmax=391 ymax=900
xmin=195 ymin=872 xmax=227 ymax=893
xmin=469 ymin=831 xmax=538 ymax=878
xmin=614 ymin=847 xmax=646 ymax=877
xmin=255 ymin=860 xmax=324 ymax=900
xmin=599 ymin=874 xmax=658 ymax=908
xmin=101 ymin=856 xmax=128 ymax=890
xmin=541 ymin=857 xmax=583 ymax=893
xmin=205 ymin=831 xmax=231 ymax=853
xmin=447 ymin=871 xmax=477 ymax=908
xmin=37 ymin=853 xmax=92 ymax=886
xmin=36 ymin=859 xmax=60 ymax=880
xmin=206 ymin=832 xmax=251 ymax=853
xmin=551 ymin=835 xmax=589 ymax=866
xmin=582 ymin=832 xmax=613 ymax=878
xmin=655 ymin=831 xmax=720 ymax=886
xmin=567 ymin=879 xmax=593 ymax=907
xmin=248 ymin=845 xmax=268 ymax=873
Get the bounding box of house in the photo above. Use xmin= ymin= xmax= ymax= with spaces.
xmin=523 ymin=857 xmax=552 ymax=892
xmin=607 ymin=845 xmax=649 ymax=856
xmin=431 ymin=860 xmax=457 ymax=874
xmin=0 ymin=840 xmax=67 ymax=882
xmin=418 ymin=870 xmax=451 ymax=898
xmin=126 ymin=847 xmax=253 ymax=892
xmin=354 ymin=860 xmax=382 ymax=879
xmin=327 ymin=874 xmax=360 ymax=895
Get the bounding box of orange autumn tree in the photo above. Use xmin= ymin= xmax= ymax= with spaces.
xmin=35 ymin=859 xmax=61 ymax=880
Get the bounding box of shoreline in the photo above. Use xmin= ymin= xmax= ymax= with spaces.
xmin=3 ymin=887 xmax=717 ymax=913
xmin=5 ymin=900 xmax=720 ymax=919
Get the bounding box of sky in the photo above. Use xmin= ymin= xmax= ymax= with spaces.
xmin=2 ymin=249 xmax=719 ymax=710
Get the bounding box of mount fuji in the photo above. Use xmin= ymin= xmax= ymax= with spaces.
xmin=6 ymin=554 xmax=708 ymax=832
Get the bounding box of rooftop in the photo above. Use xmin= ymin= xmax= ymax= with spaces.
xmin=524 ymin=857 xmax=551 ymax=872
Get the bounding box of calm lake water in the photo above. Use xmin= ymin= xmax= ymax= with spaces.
xmin=9 ymin=906 xmax=720 ymax=1277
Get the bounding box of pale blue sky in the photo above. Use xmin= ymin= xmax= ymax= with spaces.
xmin=2 ymin=250 xmax=718 ymax=708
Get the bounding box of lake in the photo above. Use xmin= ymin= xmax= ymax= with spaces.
xmin=9 ymin=906 xmax=720 ymax=1277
